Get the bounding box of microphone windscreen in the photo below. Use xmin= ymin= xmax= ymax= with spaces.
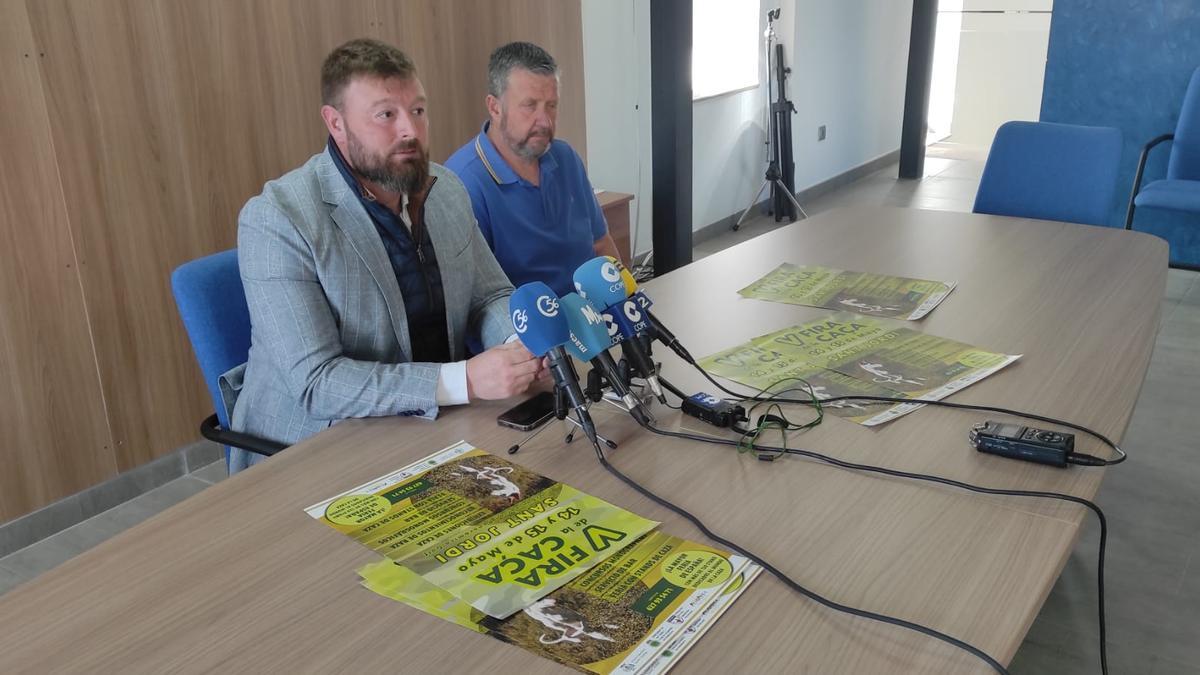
xmin=606 ymin=295 xmax=650 ymax=340
xmin=560 ymin=293 xmax=612 ymax=361
xmin=573 ymin=256 xmax=630 ymax=309
xmin=509 ymin=282 xmax=569 ymax=357
xmin=605 ymin=255 xmax=639 ymax=296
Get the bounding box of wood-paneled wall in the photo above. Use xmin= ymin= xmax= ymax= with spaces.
xmin=0 ymin=0 xmax=586 ymax=523
xmin=0 ymin=0 xmax=117 ymax=520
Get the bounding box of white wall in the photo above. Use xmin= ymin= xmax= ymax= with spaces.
xmin=582 ymin=0 xmax=914 ymax=247
xmin=691 ymin=82 xmax=775 ymax=234
xmin=690 ymin=2 xmax=790 ymax=233
xmin=692 ymin=0 xmax=913 ymax=231
xmin=581 ymin=0 xmax=654 ymax=258
xmin=788 ymin=0 xmax=913 ymax=193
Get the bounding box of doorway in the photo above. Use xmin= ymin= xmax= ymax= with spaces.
xmin=926 ymin=1 xmax=1054 ymax=158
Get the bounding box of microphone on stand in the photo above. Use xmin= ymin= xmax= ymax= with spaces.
xmin=573 ymin=257 xmax=668 ymax=403
xmin=559 ymin=292 xmax=654 ymax=425
xmin=509 ymin=282 xmax=599 ymax=448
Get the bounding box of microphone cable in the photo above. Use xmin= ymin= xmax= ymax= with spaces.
xmin=688 ymin=361 xmax=1127 ymax=466
xmin=587 ymin=427 xmax=1027 ymax=674
xmin=616 ymin=319 xmax=1114 ymax=670
xmin=639 ymin=372 xmax=1115 ymax=674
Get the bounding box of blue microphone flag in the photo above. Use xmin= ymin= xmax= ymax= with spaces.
xmin=560 ymin=293 xmax=612 ymax=361
xmin=508 ymin=282 xmax=569 ymax=356
xmin=572 ymin=256 xmax=629 ymax=309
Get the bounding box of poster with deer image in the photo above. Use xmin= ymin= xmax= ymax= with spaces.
xmin=358 ymin=530 xmax=761 ymax=674
xmin=305 ymin=442 xmax=658 ymax=619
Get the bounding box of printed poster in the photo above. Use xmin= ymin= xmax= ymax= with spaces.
xmin=738 ymin=263 xmax=956 ymax=320
xmin=305 ymin=442 xmax=659 ymax=618
xmin=358 ymin=530 xmax=762 ymax=674
xmin=699 ymin=313 xmax=1020 ymax=425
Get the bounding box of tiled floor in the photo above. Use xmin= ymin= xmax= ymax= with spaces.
xmin=2 ymin=147 xmax=1197 ymax=673
xmin=0 ymin=463 xmax=225 ymax=596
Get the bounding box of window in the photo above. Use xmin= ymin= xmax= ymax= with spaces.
xmin=692 ymin=0 xmax=761 ymax=100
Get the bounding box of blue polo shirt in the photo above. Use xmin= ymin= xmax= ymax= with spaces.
xmin=446 ymin=121 xmax=607 ymax=297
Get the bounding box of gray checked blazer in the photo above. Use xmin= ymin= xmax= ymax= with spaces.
xmin=224 ymin=149 xmax=515 ymax=472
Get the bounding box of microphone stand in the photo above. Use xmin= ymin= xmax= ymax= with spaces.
xmin=564 ymin=411 xmax=619 ymax=449
xmin=509 ymin=383 xmax=620 ymax=454
xmin=564 ymin=391 xmax=638 ymax=448
xmin=565 ymin=364 xmax=625 ymax=447
xmin=506 ymin=414 xmax=559 ymax=455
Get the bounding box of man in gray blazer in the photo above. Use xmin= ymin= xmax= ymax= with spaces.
xmin=226 ymin=39 xmax=544 ymax=473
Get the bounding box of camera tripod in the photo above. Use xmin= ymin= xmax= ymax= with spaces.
xmin=734 ymin=8 xmax=807 ymax=231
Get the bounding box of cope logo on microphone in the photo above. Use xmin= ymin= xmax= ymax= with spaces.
xmin=573 ymin=281 xmax=587 ymax=299
xmin=623 ymin=300 xmax=643 ymax=324
xmin=536 ymin=295 xmax=559 ymax=317
xmin=512 ymin=309 xmax=529 ymax=334
xmin=602 ymin=313 xmax=620 ymax=337
xmin=600 ymin=262 xmax=625 ymax=294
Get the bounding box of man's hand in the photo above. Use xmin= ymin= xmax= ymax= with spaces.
xmin=529 ymin=356 xmax=554 ymax=392
xmin=466 ymin=341 xmax=543 ymax=400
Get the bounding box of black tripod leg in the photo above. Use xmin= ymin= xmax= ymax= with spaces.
xmin=774 ymin=180 xmax=808 ymax=219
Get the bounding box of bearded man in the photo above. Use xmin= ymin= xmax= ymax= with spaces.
xmin=446 ymin=42 xmax=621 ymax=297
xmin=227 ymin=39 xmax=544 ymax=473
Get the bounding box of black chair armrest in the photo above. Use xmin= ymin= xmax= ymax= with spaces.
xmin=1126 ymin=133 xmax=1175 ymax=229
xmin=1143 ymin=133 xmax=1176 ymax=150
xmin=200 ymin=413 xmax=287 ymax=457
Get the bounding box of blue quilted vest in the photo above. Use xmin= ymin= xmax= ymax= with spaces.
xmin=327 ymin=139 xmax=449 ymax=362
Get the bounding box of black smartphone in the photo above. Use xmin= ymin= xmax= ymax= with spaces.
xmin=497 ymin=391 xmax=556 ymax=431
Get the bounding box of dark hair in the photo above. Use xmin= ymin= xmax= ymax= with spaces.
xmin=321 ymin=38 xmax=417 ymax=109
xmin=487 ymin=41 xmax=558 ymax=97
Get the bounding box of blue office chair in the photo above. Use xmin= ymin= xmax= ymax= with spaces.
xmin=171 ymin=249 xmax=284 ymax=467
xmin=974 ymin=121 xmax=1123 ymax=227
xmin=1125 ymin=67 xmax=1200 ymax=269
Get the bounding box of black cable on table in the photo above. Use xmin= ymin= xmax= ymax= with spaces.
xmin=690 ymin=362 xmax=1127 ymax=465
xmin=648 ymin=375 xmax=1111 ymax=675
xmin=629 ymin=337 xmax=1115 ymax=671
xmin=587 ymin=431 xmax=1013 ymax=673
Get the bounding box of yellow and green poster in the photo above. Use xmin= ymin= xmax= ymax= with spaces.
xmin=699 ymin=312 xmax=1020 ymax=425
xmin=305 ymin=442 xmax=658 ymax=619
xmin=738 ymin=263 xmax=956 ymax=320
xmin=358 ymin=531 xmax=761 ymax=674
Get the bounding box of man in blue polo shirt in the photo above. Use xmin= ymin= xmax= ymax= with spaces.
xmin=446 ymin=42 xmax=621 ymax=297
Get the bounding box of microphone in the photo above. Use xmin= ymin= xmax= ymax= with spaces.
xmin=611 ymin=262 xmax=692 ymax=363
xmin=559 ymin=293 xmax=653 ymax=425
xmin=509 ymin=283 xmax=598 ymax=446
xmin=573 ymin=257 xmax=668 ymax=403
xmin=572 ymin=256 xmax=629 ymax=308
xmin=611 ymin=289 xmax=692 ymax=364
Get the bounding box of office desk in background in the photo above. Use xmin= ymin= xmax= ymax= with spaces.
xmin=597 ymin=190 xmax=634 ymax=269
xmin=0 ymin=207 xmax=1167 ymax=673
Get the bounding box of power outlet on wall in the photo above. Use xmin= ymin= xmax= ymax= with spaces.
xmin=817 ymin=125 xmax=827 ymax=141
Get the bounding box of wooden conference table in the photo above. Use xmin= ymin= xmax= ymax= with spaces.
xmin=0 ymin=207 xmax=1167 ymax=673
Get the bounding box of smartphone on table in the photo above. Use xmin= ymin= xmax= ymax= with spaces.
xmin=496 ymin=391 xmax=556 ymax=431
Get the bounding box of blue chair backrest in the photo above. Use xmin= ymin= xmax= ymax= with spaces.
xmin=974 ymin=121 xmax=1123 ymax=227
xmin=170 ymin=249 xmax=249 ymax=433
xmin=1168 ymin=67 xmax=1200 ymax=181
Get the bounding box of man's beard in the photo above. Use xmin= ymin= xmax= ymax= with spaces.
xmin=345 ymin=127 xmax=429 ymax=195
xmin=499 ymin=111 xmax=553 ymax=161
